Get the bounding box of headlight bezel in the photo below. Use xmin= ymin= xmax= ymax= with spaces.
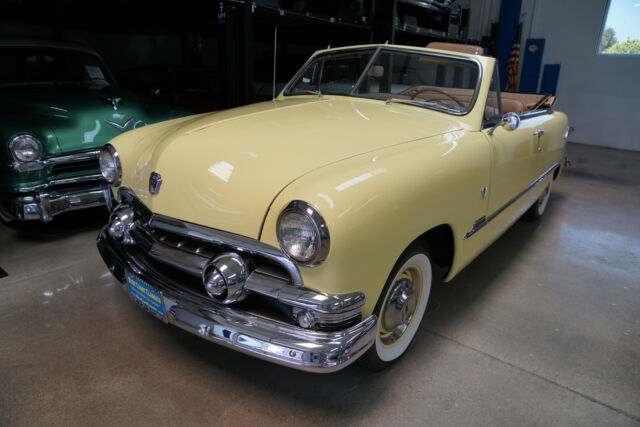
xmin=8 ymin=134 xmax=43 ymax=163
xmin=276 ymin=200 xmax=330 ymax=267
xmin=99 ymin=143 xmax=122 ymax=186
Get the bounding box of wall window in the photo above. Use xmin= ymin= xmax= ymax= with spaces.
xmin=598 ymin=0 xmax=640 ymax=55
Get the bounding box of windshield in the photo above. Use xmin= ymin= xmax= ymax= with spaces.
xmin=285 ymin=47 xmax=481 ymax=115
xmin=0 ymin=47 xmax=114 ymax=85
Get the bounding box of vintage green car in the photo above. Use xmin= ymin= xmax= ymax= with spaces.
xmin=97 ymin=43 xmax=569 ymax=372
xmin=0 ymin=39 xmax=191 ymax=223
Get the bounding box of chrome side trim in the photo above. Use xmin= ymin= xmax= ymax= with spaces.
xmin=5 ymin=149 xmax=100 ymax=172
xmin=519 ymin=109 xmax=553 ymax=120
xmin=463 ymin=161 xmax=561 ymax=240
xmin=150 ymin=215 xmax=304 ymax=287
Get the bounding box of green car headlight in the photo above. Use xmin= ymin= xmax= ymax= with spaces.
xmin=9 ymin=134 xmax=42 ymax=163
xmin=277 ymin=200 xmax=330 ymax=266
xmin=99 ymin=144 xmax=122 ymax=186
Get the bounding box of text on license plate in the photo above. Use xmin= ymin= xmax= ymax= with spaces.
xmin=126 ymin=273 xmax=165 ymax=318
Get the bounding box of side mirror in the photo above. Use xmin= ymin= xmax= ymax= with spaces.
xmin=487 ymin=112 xmax=520 ymax=135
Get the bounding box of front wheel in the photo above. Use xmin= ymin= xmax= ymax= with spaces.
xmin=360 ymin=247 xmax=433 ymax=371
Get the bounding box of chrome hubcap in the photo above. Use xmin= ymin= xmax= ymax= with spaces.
xmin=380 ymin=266 xmax=422 ymax=346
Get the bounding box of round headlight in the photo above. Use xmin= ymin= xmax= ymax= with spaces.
xmin=9 ymin=134 xmax=42 ymax=163
xmin=99 ymin=144 xmax=122 ymax=186
xmin=277 ymin=201 xmax=330 ymax=266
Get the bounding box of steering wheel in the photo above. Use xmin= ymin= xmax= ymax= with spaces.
xmin=409 ymin=87 xmax=465 ymax=107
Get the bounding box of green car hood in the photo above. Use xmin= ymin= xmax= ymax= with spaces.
xmin=0 ymin=83 xmax=190 ymax=156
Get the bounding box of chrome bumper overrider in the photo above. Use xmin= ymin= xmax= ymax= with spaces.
xmin=0 ymin=177 xmax=111 ymax=222
xmin=97 ymin=229 xmax=377 ymax=373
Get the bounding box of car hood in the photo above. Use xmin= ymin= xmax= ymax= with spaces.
xmin=120 ymin=96 xmax=462 ymax=239
xmin=0 ymin=83 xmax=177 ymax=154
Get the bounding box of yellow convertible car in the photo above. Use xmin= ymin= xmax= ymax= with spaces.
xmin=96 ymin=43 xmax=569 ymax=372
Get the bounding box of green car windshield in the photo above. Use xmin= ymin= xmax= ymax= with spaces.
xmin=285 ymin=47 xmax=481 ymax=115
xmin=0 ymin=48 xmax=114 ymax=85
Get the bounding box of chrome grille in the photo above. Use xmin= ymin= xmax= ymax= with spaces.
xmin=51 ymin=158 xmax=99 ymax=175
xmin=114 ymin=188 xmax=364 ymax=330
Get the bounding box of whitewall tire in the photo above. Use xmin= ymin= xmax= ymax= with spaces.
xmin=524 ymin=178 xmax=553 ymax=221
xmin=360 ymin=248 xmax=432 ymax=370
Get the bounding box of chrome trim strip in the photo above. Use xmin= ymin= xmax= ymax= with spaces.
xmin=150 ymin=215 xmax=304 ymax=287
xmin=0 ymin=173 xmax=103 ymax=193
xmin=6 ymin=149 xmax=100 ymax=172
xmin=245 ymin=267 xmax=365 ymax=324
xmin=519 ymin=109 xmax=553 ymax=120
xmin=463 ymin=161 xmax=561 ymax=240
xmin=49 ymin=173 xmax=104 ymax=187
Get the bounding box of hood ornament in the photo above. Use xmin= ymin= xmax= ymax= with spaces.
xmin=107 ymin=97 xmax=122 ymax=110
xmin=104 ymin=117 xmax=133 ymax=132
xmin=149 ymin=172 xmax=163 ymax=195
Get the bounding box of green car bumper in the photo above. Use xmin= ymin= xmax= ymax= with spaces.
xmin=0 ymin=149 xmax=112 ymax=222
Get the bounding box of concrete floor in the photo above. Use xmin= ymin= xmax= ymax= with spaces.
xmin=1 ymin=142 xmax=638 ymax=425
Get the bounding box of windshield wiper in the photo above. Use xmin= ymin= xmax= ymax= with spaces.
xmin=289 ymin=89 xmax=323 ymax=98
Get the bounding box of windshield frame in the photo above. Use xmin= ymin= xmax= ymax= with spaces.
xmin=283 ymin=45 xmax=483 ymax=117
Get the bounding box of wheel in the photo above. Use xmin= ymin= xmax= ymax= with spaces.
xmin=360 ymin=246 xmax=433 ymax=371
xmin=524 ymin=178 xmax=552 ymax=221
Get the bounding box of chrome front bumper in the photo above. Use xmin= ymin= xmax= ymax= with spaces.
xmin=0 ymin=175 xmax=111 ymax=222
xmin=97 ymin=229 xmax=377 ymax=373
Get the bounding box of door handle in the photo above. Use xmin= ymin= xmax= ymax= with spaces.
xmin=533 ymin=129 xmax=544 ymax=151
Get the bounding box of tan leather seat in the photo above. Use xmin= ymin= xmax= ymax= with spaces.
xmin=426 ymin=42 xmax=484 ymax=55
xmin=501 ymin=98 xmax=525 ymax=114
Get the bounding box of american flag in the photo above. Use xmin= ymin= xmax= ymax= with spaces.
xmin=506 ymin=22 xmax=523 ymax=92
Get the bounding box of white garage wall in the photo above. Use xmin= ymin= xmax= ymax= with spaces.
xmin=526 ymin=0 xmax=640 ymax=151
xmin=466 ymin=0 xmax=640 ymax=151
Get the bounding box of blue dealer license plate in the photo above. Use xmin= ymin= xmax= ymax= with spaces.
xmin=126 ymin=273 xmax=165 ymax=318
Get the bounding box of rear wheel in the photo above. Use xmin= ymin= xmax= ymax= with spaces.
xmin=360 ymin=247 xmax=433 ymax=371
xmin=524 ymin=178 xmax=552 ymax=221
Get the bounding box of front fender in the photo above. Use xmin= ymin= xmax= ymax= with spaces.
xmin=260 ymin=130 xmax=491 ymax=317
